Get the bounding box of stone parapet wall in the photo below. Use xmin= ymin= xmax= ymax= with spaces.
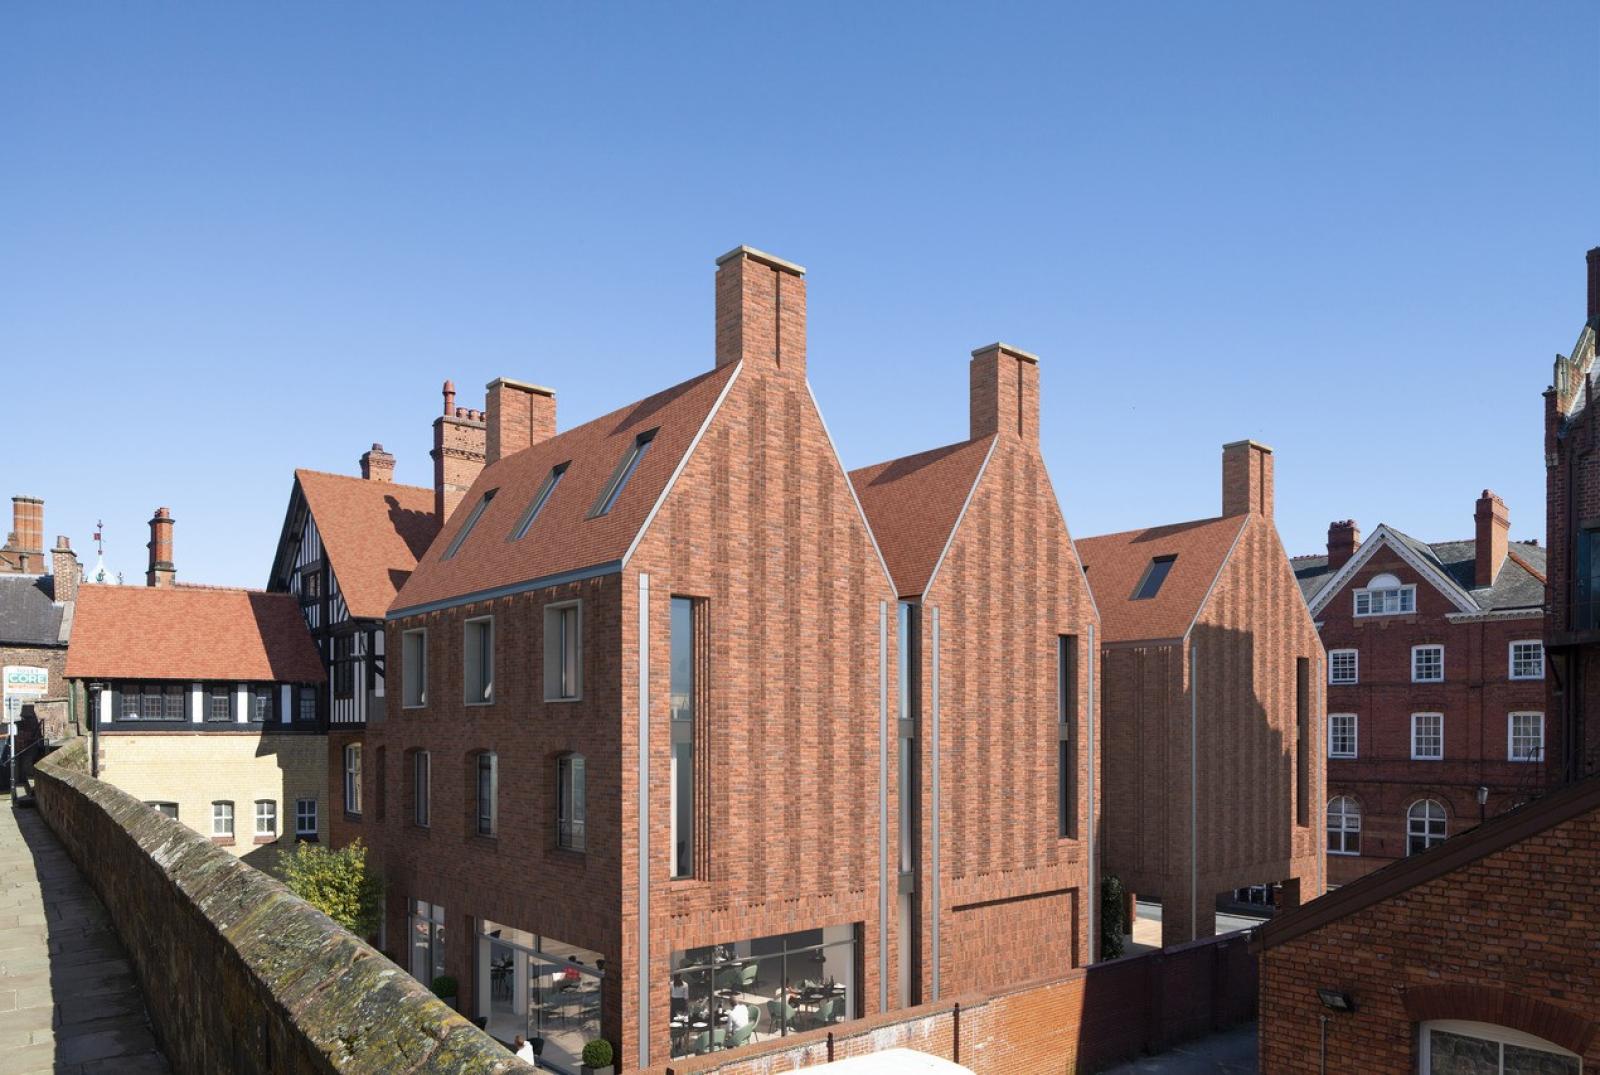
xmin=33 ymin=738 xmax=529 ymax=1074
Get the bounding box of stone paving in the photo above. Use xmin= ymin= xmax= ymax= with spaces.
xmin=1100 ymin=1023 xmax=1259 ymax=1074
xmin=0 ymin=802 xmax=170 ymax=1075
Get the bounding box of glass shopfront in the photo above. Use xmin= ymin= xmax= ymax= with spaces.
xmin=669 ymin=924 xmax=857 ymax=1058
xmin=477 ymin=920 xmax=605 ymax=1073
xmin=410 ymin=900 xmax=445 ymax=987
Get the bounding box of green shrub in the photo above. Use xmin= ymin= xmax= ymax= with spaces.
xmin=1101 ymin=874 xmax=1127 ymax=959
xmin=280 ymin=838 xmax=385 ymax=938
xmin=582 ymin=1039 xmax=614 ymax=1069
xmin=431 ymin=975 xmax=458 ymax=999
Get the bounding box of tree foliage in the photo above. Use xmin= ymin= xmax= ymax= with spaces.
xmin=1100 ymin=873 xmax=1126 ymax=959
xmin=282 ymin=838 xmax=385 ymax=938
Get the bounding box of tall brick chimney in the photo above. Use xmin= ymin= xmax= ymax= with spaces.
xmin=715 ymin=246 xmax=806 ymax=377
xmin=4 ymin=496 xmax=44 ymax=573
xmin=485 ymin=379 xmax=556 ymax=465
xmin=1222 ymin=440 xmax=1274 ymax=518
xmin=360 ymin=443 xmax=395 ymax=482
xmin=970 ymin=343 xmax=1041 ymax=442
xmin=1588 ymin=246 xmax=1599 ymax=323
xmin=51 ymin=536 xmax=79 ymax=605
xmin=1475 ymin=489 xmax=1510 ymax=589
xmin=146 ymin=507 xmax=175 ymax=588
xmin=432 ymin=379 xmax=488 ymax=523
xmin=1327 ymin=520 xmax=1361 ymax=570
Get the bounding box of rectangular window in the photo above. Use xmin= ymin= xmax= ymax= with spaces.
xmin=252 ymin=685 xmax=275 ymax=722
xmin=1508 ymin=713 xmax=1544 ymax=762
xmin=1579 ymin=527 xmax=1600 ymax=630
xmin=591 ymin=429 xmax=657 ymax=517
xmin=414 ymin=751 xmax=431 ymax=827
xmin=374 ymin=746 xmax=386 ymax=821
xmin=1411 ymin=713 xmax=1444 ymax=760
xmin=296 ymin=798 xmax=318 ymax=838
xmin=442 ymin=489 xmax=497 ymax=560
xmin=1509 ymin=640 xmax=1544 ymax=681
xmin=898 ymin=601 xmax=920 ymax=879
xmin=670 ymin=597 xmax=698 ymax=878
xmin=1328 ymin=649 xmax=1358 ymax=685
xmin=557 ymin=754 xmax=585 ymax=851
xmin=544 ymin=602 xmax=582 ymax=701
xmin=344 ymin=743 xmax=362 ymax=815
xmin=255 ymin=800 xmax=277 ymax=837
xmin=1354 ymin=584 xmax=1416 ymax=616
xmin=163 ymin=685 xmax=185 ymax=721
xmin=212 ymin=801 xmax=234 ymax=837
xmin=147 ymin=802 xmax=179 ymax=819
xmin=464 ymin=617 xmax=494 ymax=704
xmin=1328 ymin=714 xmax=1358 ymax=759
xmin=510 ymin=462 xmax=569 ymax=540
xmin=1295 ymin=657 xmax=1310 ymax=827
xmin=1411 ymin=645 xmax=1444 ymax=683
xmin=477 ymin=752 xmax=497 ymax=837
xmin=408 ymin=900 xmax=446 ymax=989
xmin=207 ymin=686 xmax=233 ymax=723
xmin=1131 ymin=555 xmax=1176 ymax=600
xmin=334 ymin=635 xmax=355 ymax=699
xmin=402 ymin=629 xmax=427 ymax=708
xmin=1058 ymin=634 xmax=1078 ymax=839
xmin=299 ymin=686 xmax=318 ymax=723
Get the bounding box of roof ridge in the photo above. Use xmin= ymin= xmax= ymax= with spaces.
xmin=295 ymin=467 xmax=433 ymax=494
xmin=849 ymin=435 xmax=992 ymax=478
xmin=1077 ymin=514 xmax=1234 ymax=545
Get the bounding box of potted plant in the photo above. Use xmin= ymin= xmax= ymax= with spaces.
xmin=430 ymin=974 xmax=459 ymax=1010
xmin=581 ymin=1038 xmax=614 ymax=1075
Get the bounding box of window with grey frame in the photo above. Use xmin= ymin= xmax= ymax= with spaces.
xmin=897 ymin=602 xmax=919 ymax=876
xmin=477 ymin=751 xmax=497 ymax=837
xmin=544 ymin=602 xmax=582 ymax=701
xmin=401 ymin=628 xmax=427 ymax=707
xmin=299 ymin=685 xmax=318 ymax=723
xmin=670 ymin=597 xmax=700 ymax=878
xmin=207 ymin=685 xmax=233 ymax=723
xmin=414 ymin=750 xmax=431 ymax=827
xmin=557 ymin=753 xmax=585 ymax=851
xmin=465 ymin=618 xmax=494 ymax=704
xmin=252 ymin=685 xmax=275 ymax=723
xmin=1058 ymin=634 xmax=1078 ymax=839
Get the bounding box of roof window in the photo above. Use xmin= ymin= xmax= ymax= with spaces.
xmin=591 ymin=429 xmax=657 ymax=518
xmin=510 ymin=463 xmax=569 ymax=541
xmin=1132 ymin=555 xmax=1176 ymax=600
xmin=442 ymin=489 xmax=497 ymax=561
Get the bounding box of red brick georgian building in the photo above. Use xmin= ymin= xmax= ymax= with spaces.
xmin=1294 ymin=496 xmax=1548 ymax=886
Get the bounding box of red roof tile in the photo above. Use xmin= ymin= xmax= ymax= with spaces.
xmin=392 ymin=363 xmax=739 ymax=614
xmin=850 ymin=437 xmax=995 ymax=598
xmin=1076 ymin=516 xmax=1247 ymax=642
xmin=66 ymin=585 xmax=324 ymax=682
xmin=294 ymin=470 xmax=439 ymax=620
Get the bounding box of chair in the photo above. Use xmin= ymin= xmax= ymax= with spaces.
xmin=738 ymin=963 xmax=759 ymax=989
xmin=688 ymin=1031 xmax=710 ymax=1055
xmin=811 ymin=998 xmax=837 ymax=1029
xmin=767 ymin=998 xmax=796 ymax=1030
xmin=715 ymin=967 xmax=741 ymax=992
xmin=729 ymin=1017 xmax=756 ymax=1048
xmin=711 ymin=1028 xmax=728 ymax=1051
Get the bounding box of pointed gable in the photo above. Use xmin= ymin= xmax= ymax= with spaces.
xmin=849 ymin=436 xmax=995 ymax=598
xmin=1077 ymin=515 xmax=1247 ymax=642
xmin=292 ymin=470 xmax=439 ymax=620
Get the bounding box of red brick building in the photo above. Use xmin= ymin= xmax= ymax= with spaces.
xmin=1078 ymin=441 xmax=1325 ymax=949
xmin=1257 ymin=772 xmax=1600 ymax=1074
xmin=0 ymin=496 xmax=83 ymax=746
xmin=1545 ymin=247 xmax=1600 ymax=784
xmin=1293 ymin=498 xmax=1548 ymax=886
xmin=850 ymin=342 xmax=1100 ymax=1005
xmin=373 ymin=247 xmax=904 ymax=1071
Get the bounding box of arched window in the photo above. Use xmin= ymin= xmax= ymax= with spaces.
xmin=1355 ymin=572 xmax=1416 ymax=616
xmin=1407 ymin=799 xmax=1447 ymax=855
xmin=1327 ymin=796 xmax=1360 ymax=855
xmin=1418 ymin=1020 xmax=1581 ymax=1073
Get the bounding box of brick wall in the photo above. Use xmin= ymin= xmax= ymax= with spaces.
xmin=31 ymin=738 xmax=527 ymax=1074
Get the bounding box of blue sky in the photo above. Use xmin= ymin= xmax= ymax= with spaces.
xmin=4 ymin=4 xmax=1596 ymax=588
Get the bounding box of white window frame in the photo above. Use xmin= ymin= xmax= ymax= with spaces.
xmin=1411 ymin=644 xmax=1444 ymax=683
xmin=544 ymin=600 xmax=584 ymax=702
xmin=1417 ymin=1019 xmax=1582 ymax=1073
xmin=1509 ymin=640 xmax=1545 ymax=681
xmin=254 ymin=799 xmax=277 ymax=837
xmin=464 ymin=616 xmax=494 ymax=705
xmin=1407 ymin=798 xmax=1448 ymax=855
xmin=402 ymin=628 xmax=427 ymax=708
xmin=1411 ymin=712 xmax=1443 ymax=760
xmin=1354 ymin=576 xmax=1416 ymax=617
xmin=212 ymin=801 xmax=234 ymax=838
xmin=296 ymin=798 xmax=318 ymax=838
xmin=1328 ymin=713 xmax=1358 ymax=759
xmin=1508 ymin=712 xmax=1544 ymax=763
xmin=1326 ymin=796 xmax=1361 ymax=856
xmin=1327 ymin=649 xmax=1358 ymax=685
xmin=344 ymin=743 xmax=362 ymax=814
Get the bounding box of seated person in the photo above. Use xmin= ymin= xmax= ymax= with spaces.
xmin=727 ymin=1003 xmax=751 ymax=1031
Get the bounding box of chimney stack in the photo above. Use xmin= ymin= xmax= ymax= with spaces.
xmin=360 ymin=443 xmax=395 ymax=482
xmin=1475 ymin=490 xmax=1510 ymax=589
xmin=715 ymin=246 xmax=806 ymax=377
xmin=1327 ymin=520 xmax=1361 ymax=570
xmin=1587 ymin=246 xmax=1599 ymax=323
xmin=970 ymin=343 xmax=1041 ymax=442
xmin=432 ymin=379 xmax=488 ymax=523
xmin=146 ymin=507 xmax=175 ymax=588
xmin=485 ymin=379 xmax=556 ymax=465
xmin=51 ymin=536 xmax=79 ymax=605
xmin=4 ymin=496 xmax=44 ymax=573
xmin=1222 ymin=440 xmax=1274 ymax=518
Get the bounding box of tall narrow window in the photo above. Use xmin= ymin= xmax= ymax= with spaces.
xmin=510 ymin=463 xmax=569 ymax=540
xmin=897 ymin=602 xmax=920 ymax=875
xmin=299 ymin=686 xmax=319 ymax=723
xmin=1295 ymin=657 xmax=1310 ymax=827
xmin=477 ymin=752 xmax=498 ymax=837
xmin=670 ymin=597 xmax=698 ymax=878
xmin=334 ymin=635 xmax=354 ymax=699
xmin=591 ymin=429 xmax=657 ymax=517
xmin=1131 ymin=555 xmax=1176 ymax=600
xmin=557 ymin=753 xmax=586 ymax=851
xmin=442 ymin=489 xmax=496 ymax=560
xmin=544 ymin=602 xmax=582 ymax=701
xmin=413 ymin=750 xmax=431 ymax=828
xmin=402 ymin=629 xmax=427 ymax=707
xmin=374 ymin=746 xmax=387 ymax=822
xmin=1579 ymin=528 xmax=1600 ymax=630
xmin=344 ymin=744 xmax=362 ymax=814
xmin=1058 ymin=634 xmax=1079 ymax=839
xmin=465 ymin=617 xmax=494 ymax=704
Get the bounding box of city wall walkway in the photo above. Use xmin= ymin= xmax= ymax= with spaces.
xmin=0 ymin=802 xmax=170 ymax=1074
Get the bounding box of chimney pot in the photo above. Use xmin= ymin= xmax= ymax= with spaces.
xmin=1222 ymin=440 xmax=1275 ymax=518
xmin=443 ymin=380 xmax=457 ymax=416
xmin=146 ymin=507 xmax=175 ymax=588
xmin=1475 ymin=490 xmax=1510 ymax=589
xmin=969 ymin=343 xmax=1041 ymax=442
xmin=714 ymin=245 xmax=807 ymax=376
xmin=486 ymin=378 xmax=557 ymax=465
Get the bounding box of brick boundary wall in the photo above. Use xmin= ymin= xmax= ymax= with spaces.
xmin=32 ymin=738 xmax=529 ymax=1075
xmin=647 ymin=932 xmax=1256 ymax=1075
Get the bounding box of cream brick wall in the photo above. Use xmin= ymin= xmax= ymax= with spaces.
xmin=98 ymin=732 xmax=328 ymax=870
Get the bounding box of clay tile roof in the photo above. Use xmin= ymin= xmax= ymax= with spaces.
xmin=65 ymin=585 xmax=324 ymax=682
xmin=849 ymin=437 xmax=995 ymax=598
xmin=1076 ymin=515 xmax=1248 ymax=642
xmin=392 ymin=363 xmax=738 ymax=614
xmin=294 ymin=470 xmax=439 ymax=620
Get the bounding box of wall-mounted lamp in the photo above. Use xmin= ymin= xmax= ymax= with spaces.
xmin=1477 ymin=785 xmax=1490 ymax=822
xmin=1317 ymin=988 xmax=1356 ymax=1013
